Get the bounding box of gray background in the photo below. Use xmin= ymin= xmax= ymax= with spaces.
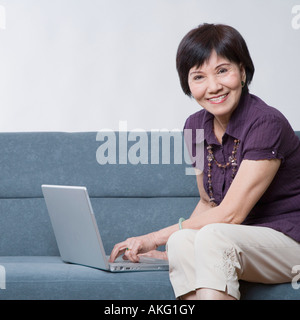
xmin=0 ymin=0 xmax=299 ymax=132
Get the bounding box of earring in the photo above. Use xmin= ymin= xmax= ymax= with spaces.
xmin=241 ymin=80 xmax=245 ymax=88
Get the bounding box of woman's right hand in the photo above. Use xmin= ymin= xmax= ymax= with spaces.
xmin=109 ymin=232 xmax=158 ymax=263
xmin=138 ymin=250 xmax=168 ymax=261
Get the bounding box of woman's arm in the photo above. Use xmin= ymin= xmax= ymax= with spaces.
xmin=153 ymin=158 xmax=281 ymax=245
xmin=110 ymin=159 xmax=281 ymax=262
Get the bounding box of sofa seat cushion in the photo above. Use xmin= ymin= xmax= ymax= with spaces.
xmin=0 ymin=256 xmax=298 ymax=300
xmin=0 ymin=256 xmax=174 ymax=300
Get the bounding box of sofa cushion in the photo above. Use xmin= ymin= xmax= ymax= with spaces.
xmin=0 ymin=132 xmax=198 ymax=198
xmin=0 ymin=256 xmax=298 ymax=300
xmin=0 ymin=195 xmax=199 ymax=256
xmin=0 ymin=256 xmax=174 ymax=300
xmin=0 ymin=131 xmax=200 ymax=255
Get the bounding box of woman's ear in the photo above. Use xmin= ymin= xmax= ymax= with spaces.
xmin=240 ymin=63 xmax=246 ymax=83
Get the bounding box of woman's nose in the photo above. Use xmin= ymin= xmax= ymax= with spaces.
xmin=207 ymin=76 xmax=222 ymax=93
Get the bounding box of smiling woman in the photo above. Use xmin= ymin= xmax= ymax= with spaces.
xmin=109 ymin=23 xmax=300 ymax=301
xmin=176 ymin=23 xmax=254 ymax=97
xmin=187 ymin=52 xmax=245 ymax=136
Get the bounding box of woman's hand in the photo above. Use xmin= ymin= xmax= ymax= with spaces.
xmin=138 ymin=250 xmax=168 ymax=261
xmin=109 ymin=232 xmax=158 ymax=263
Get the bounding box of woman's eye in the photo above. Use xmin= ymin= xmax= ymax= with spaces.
xmin=194 ymin=75 xmax=203 ymax=81
xmin=218 ymin=68 xmax=228 ymax=74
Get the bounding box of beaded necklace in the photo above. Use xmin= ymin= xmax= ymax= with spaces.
xmin=206 ymin=139 xmax=240 ymax=207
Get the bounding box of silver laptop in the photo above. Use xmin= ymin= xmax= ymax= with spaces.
xmin=41 ymin=185 xmax=169 ymax=272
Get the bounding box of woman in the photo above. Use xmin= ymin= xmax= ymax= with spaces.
xmin=109 ymin=23 xmax=300 ymax=300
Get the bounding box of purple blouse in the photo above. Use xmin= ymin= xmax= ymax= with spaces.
xmin=184 ymin=93 xmax=300 ymax=242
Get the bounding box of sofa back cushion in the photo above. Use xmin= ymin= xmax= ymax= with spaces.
xmin=0 ymin=132 xmax=197 ymax=198
xmin=0 ymin=131 xmax=198 ymax=255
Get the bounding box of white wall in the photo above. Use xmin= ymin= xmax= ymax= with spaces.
xmin=0 ymin=0 xmax=299 ymax=132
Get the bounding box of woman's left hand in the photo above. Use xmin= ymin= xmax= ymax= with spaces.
xmin=109 ymin=232 xmax=158 ymax=263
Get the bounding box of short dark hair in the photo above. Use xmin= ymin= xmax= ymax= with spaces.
xmin=176 ymin=23 xmax=255 ymax=96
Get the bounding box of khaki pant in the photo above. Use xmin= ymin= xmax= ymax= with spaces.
xmin=166 ymin=223 xmax=300 ymax=299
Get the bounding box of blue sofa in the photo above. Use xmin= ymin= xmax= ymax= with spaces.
xmin=0 ymin=131 xmax=299 ymax=300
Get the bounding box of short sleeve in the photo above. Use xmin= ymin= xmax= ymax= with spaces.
xmin=242 ymin=115 xmax=286 ymax=162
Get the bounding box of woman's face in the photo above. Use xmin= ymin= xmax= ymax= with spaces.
xmin=188 ymin=51 xmax=246 ymax=122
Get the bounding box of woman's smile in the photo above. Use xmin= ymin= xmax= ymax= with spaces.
xmin=207 ymin=93 xmax=229 ymax=104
